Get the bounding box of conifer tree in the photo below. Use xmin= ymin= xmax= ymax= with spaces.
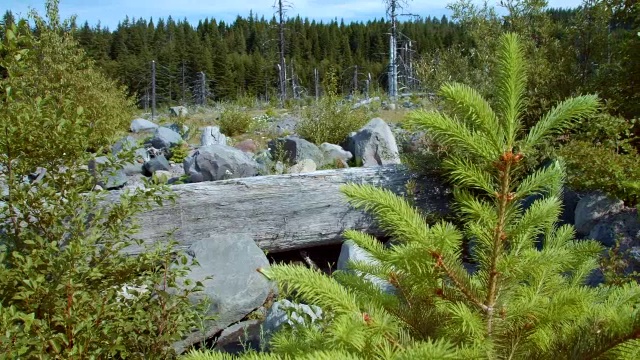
xmin=186 ymin=33 xmax=640 ymax=360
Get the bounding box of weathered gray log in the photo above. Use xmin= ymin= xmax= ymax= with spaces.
xmin=112 ymin=165 xmax=450 ymax=255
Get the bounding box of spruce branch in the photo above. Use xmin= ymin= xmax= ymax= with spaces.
xmin=406 ymin=110 xmax=499 ymax=162
xmin=439 ymin=81 xmax=503 ymax=151
xmin=443 ymin=156 xmax=497 ymax=195
xmin=523 ymin=94 xmax=600 ymax=152
xmin=495 ymin=32 xmax=527 ymax=145
xmin=260 ymin=264 xmax=361 ymax=315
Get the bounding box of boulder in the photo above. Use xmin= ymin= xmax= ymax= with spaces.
xmin=235 ymin=139 xmax=258 ymax=153
xmin=122 ymin=148 xmax=150 ymax=176
xmin=0 ymin=177 xmax=8 ymax=198
xmin=143 ymin=155 xmax=171 ymax=175
xmin=130 ymin=118 xmax=158 ymax=133
xmin=287 ymin=159 xmax=316 ymax=174
xmin=170 ymin=106 xmax=188 ymax=117
xmin=271 ymin=117 xmax=298 ymax=136
xmin=172 ymin=234 xmax=273 ymax=354
xmin=345 ymin=118 xmax=401 ymax=167
xmin=112 ymin=136 xmax=138 ymax=155
xmin=588 ymin=210 xmax=640 ymax=247
xmin=168 ymin=162 xmax=186 ymax=179
xmin=337 ymin=240 xmax=396 ymax=294
xmin=213 ymin=320 xmax=262 ymax=354
xmin=167 ymin=123 xmax=190 ymax=140
xmin=150 ymin=127 xmax=183 ymax=151
xmin=201 ymin=126 xmax=227 ymax=147
xmin=268 ymin=137 xmax=324 ymax=165
xmin=187 ymin=145 xmax=259 ymax=182
xmin=574 ymin=192 xmax=625 ymax=236
xmin=89 ymin=156 xmax=127 ymax=190
xmin=122 ymin=173 xmax=147 ymax=191
xmin=319 ymin=143 xmax=352 ymax=167
xmin=560 ymin=187 xmax=581 ymax=226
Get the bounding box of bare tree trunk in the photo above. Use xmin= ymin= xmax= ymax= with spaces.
xmin=112 ymin=166 xmax=450 ymax=255
xmin=278 ymin=0 xmax=287 ymax=104
xmin=151 ymin=60 xmax=156 ymax=120
xmin=388 ymin=0 xmax=398 ymax=98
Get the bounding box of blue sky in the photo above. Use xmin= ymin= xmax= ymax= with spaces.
xmin=3 ymin=0 xmax=584 ymax=30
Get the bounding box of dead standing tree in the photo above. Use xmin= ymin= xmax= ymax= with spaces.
xmin=384 ymin=0 xmax=413 ymax=98
xmin=274 ymin=0 xmax=293 ymax=106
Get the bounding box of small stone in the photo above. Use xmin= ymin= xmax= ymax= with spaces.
xmin=287 ymin=159 xmax=317 ymax=174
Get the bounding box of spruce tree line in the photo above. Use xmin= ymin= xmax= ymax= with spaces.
xmin=62 ymin=13 xmax=465 ymax=103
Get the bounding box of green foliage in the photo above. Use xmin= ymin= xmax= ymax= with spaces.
xmin=600 ymin=237 xmax=640 ymax=286
xmin=218 ymin=106 xmax=255 ymax=137
xmin=0 ymin=2 xmax=203 ymax=358
xmin=264 ymin=106 xmax=278 ymax=118
xmin=554 ymin=110 xmax=640 ymax=205
xmin=190 ymin=33 xmax=640 ymax=360
xmin=570 ymin=113 xmax=638 ymax=153
xmin=558 ymin=140 xmax=640 ymax=205
xmin=321 ymin=66 xmax=340 ymax=98
xmin=297 ymin=97 xmax=369 ymax=145
xmin=170 ymin=141 xmax=191 ymax=164
xmin=1 ymin=3 xmax=134 ymax=162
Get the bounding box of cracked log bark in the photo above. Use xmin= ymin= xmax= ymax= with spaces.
xmin=111 ymin=165 xmax=450 ymax=255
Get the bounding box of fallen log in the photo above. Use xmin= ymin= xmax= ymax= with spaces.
xmin=112 ymin=165 xmax=450 ymax=255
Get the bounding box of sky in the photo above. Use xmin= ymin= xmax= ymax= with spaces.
xmin=3 ymin=0 xmax=584 ymax=30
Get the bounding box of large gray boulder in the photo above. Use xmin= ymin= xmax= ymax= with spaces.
xmin=271 ymin=117 xmax=298 ymax=136
xmin=167 ymin=123 xmax=190 ymax=140
xmin=574 ymin=192 xmax=625 ymax=236
xmin=345 ymin=118 xmax=401 ymax=167
xmin=268 ymin=137 xmax=324 ymax=165
xmin=337 ymin=240 xmax=396 ymax=294
xmin=173 ymin=234 xmax=273 ymax=354
xmin=201 ymin=126 xmax=227 ymax=147
xmin=187 ymin=145 xmax=259 ymax=182
xmin=122 ymin=148 xmax=150 ymax=176
xmin=130 ymin=118 xmax=158 ymax=133
xmin=150 ymin=127 xmax=183 ymax=151
xmin=143 ymin=155 xmax=171 ymax=175
xmin=319 ymin=143 xmax=352 ymax=167
xmin=588 ymin=210 xmax=640 ymax=247
xmin=112 ymin=136 xmax=138 ymax=156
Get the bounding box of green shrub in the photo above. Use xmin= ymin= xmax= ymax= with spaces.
xmin=218 ymin=107 xmax=254 ymax=136
xmin=170 ymin=141 xmax=190 ymax=164
xmin=0 ymin=3 xmax=203 ymax=358
xmin=0 ymin=6 xmax=134 ymax=159
xmin=297 ymin=97 xmax=368 ymax=145
xmin=264 ymin=106 xmax=278 ymax=118
xmin=558 ymin=140 xmax=640 ymax=205
xmin=570 ymin=113 xmax=638 ymax=153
